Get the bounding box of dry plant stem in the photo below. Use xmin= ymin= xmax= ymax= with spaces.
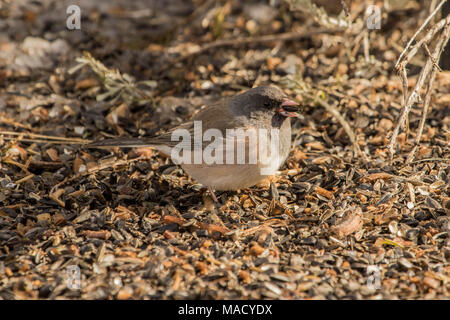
xmin=411 ymin=157 xmax=450 ymax=163
xmin=0 ymin=131 xmax=90 ymax=144
xmin=401 ymin=15 xmax=450 ymax=68
xmin=400 ymin=66 xmax=408 ymax=106
xmin=406 ymin=23 xmax=450 ymax=164
xmin=406 ymin=182 xmax=415 ymax=205
xmin=423 ymin=43 xmax=443 ymax=71
xmin=405 ymin=110 xmax=410 ymax=141
xmin=1 ymin=137 xmax=88 ymax=145
xmin=363 ymin=29 xmax=370 ymax=62
xmin=160 ymin=28 xmax=343 ymax=72
xmin=305 ymin=93 xmax=367 ymax=162
xmin=395 ymin=0 xmax=448 ymax=69
xmin=388 ymin=15 xmax=450 ymax=157
xmin=396 ymin=15 xmax=450 ymax=116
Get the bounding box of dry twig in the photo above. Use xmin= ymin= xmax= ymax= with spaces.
xmin=405 ymin=27 xmax=448 ymax=164
xmin=0 ymin=131 xmax=91 ymax=144
xmin=395 ymin=0 xmax=448 ymax=69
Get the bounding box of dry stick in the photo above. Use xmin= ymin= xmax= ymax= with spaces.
xmin=390 ymin=61 xmax=433 ymax=156
xmin=363 ymin=29 xmax=370 ymax=63
xmin=411 ymin=157 xmax=450 ymax=163
xmin=400 ymin=67 xmax=408 ymax=113
xmin=406 ymin=23 xmax=450 ymax=164
xmin=423 ymin=43 xmax=443 ymax=71
xmin=388 ymin=16 xmax=450 ymax=157
xmin=396 ymin=16 xmax=449 ymax=143
xmin=1 ymin=137 xmax=91 ymax=145
xmin=158 ymin=28 xmax=344 ymax=72
xmin=398 ymin=66 xmax=409 ymax=138
xmin=305 ymin=93 xmax=368 ymax=163
xmin=395 ymin=0 xmax=448 ymax=69
xmin=0 ymin=131 xmax=90 ymax=144
xmin=396 ymin=15 xmax=450 ymax=109
xmin=401 ymin=15 xmax=450 ymax=68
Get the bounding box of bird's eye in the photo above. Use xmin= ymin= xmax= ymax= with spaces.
xmin=264 ymin=102 xmax=271 ymax=107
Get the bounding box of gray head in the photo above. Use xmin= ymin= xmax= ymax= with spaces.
xmin=230 ymin=86 xmax=300 ymax=118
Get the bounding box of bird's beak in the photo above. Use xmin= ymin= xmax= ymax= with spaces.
xmin=278 ymin=98 xmax=300 ymax=117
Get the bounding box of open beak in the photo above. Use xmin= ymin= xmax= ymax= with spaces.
xmin=278 ymin=98 xmax=300 ymax=117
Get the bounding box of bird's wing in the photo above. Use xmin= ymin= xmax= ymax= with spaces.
xmin=88 ymin=98 xmax=248 ymax=151
xmin=142 ymin=98 xmax=248 ymax=148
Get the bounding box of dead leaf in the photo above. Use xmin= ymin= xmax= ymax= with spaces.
xmin=331 ymin=208 xmax=363 ymax=238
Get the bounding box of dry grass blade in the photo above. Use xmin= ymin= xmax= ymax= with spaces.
xmin=0 ymin=131 xmax=91 ymax=144
xmin=1 ymin=138 xmax=89 ymax=145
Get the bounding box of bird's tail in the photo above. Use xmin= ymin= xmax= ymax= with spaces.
xmin=86 ymin=138 xmax=159 ymax=148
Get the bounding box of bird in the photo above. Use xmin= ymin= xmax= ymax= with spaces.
xmin=87 ymin=86 xmax=300 ymax=201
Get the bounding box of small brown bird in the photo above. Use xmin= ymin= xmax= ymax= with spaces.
xmin=88 ymin=86 xmax=300 ymax=200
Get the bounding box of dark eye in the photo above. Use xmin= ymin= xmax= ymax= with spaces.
xmin=264 ymin=101 xmax=271 ymax=107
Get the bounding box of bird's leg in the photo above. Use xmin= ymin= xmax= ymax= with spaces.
xmin=208 ymin=187 xmax=219 ymax=203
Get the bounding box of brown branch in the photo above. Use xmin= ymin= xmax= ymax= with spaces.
xmin=0 ymin=131 xmax=91 ymax=144
xmin=399 ymin=14 xmax=450 ymax=70
xmin=388 ymin=14 xmax=450 ymax=157
xmin=1 ymin=137 xmax=90 ymax=145
xmin=406 ymin=22 xmax=450 ymax=164
xmin=395 ymin=0 xmax=448 ymax=69
xmin=396 ymin=15 xmax=450 ymax=111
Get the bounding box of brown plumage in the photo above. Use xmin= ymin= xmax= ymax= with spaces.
xmin=88 ymin=86 xmax=300 ymax=191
